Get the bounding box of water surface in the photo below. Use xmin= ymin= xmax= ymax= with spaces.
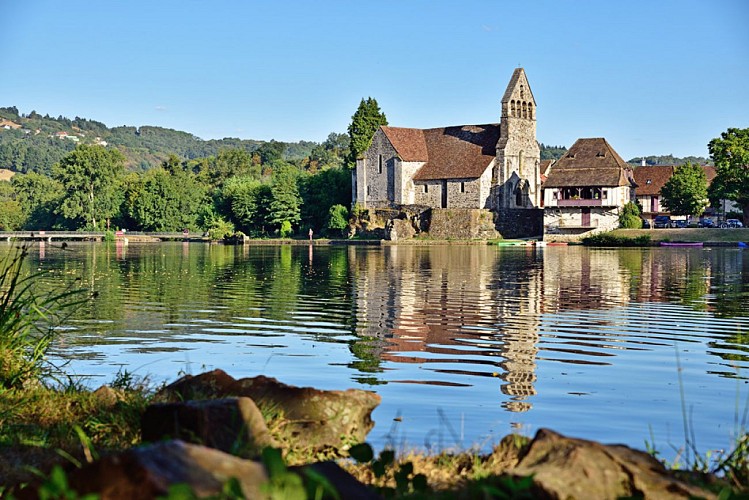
xmin=5 ymin=241 xmax=749 ymax=459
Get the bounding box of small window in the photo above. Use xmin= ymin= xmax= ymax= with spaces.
xmin=367 ymin=186 xmax=371 ymax=196
xmin=378 ymin=155 xmax=383 ymax=174
xmin=424 ymin=184 xmax=428 ymax=194
xmin=602 ymin=189 xmax=608 ymax=199
xmin=460 ymin=182 xmax=465 ymax=193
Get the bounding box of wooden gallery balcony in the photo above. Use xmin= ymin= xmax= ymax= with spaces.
xmin=556 ymin=199 xmax=604 ymax=207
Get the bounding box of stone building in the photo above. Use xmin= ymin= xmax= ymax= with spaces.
xmin=352 ymin=68 xmax=543 ymax=237
xmin=542 ymin=138 xmax=637 ymax=239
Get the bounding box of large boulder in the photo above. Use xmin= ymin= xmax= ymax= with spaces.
xmin=511 ymin=428 xmax=716 ymax=499
xmin=19 ymin=440 xmax=268 ymax=499
xmin=155 ymin=369 xmax=381 ymax=452
xmin=17 ymin=441 xmax=378 ymax=499
xmin=141 ymin=397 xmax=276 ymax=458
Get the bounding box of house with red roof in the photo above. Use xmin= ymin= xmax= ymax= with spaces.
xmin=542 ymin=138 xmax=637 ymax=237
xmin=353 ymin=68 xmax=543 ymax=237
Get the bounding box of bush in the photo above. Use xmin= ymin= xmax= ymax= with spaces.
xmin=582 ymin=232 xmax=651 ymax=247
xmin=280 ymin=220 xmax=292 ymax=238
xmin=619 ymin=202 xmax=643 ymax=229
xmin=327 ymin=204 xmax=349 ymax=233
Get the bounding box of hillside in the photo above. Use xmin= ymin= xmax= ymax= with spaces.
xmin=0 ymin=106 xmax=315 ymax=173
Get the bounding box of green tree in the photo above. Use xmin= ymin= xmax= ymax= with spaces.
xmin=11 ymin=172 xmax=67 ymax=229
xmin=52 ymin=145 xmax=126 ymax=230
xmin=346 ymin=98 xmax=388 ymax=168
xmin=618 ymin=201 xmax=642 ymax=229
xmin=268 ymin=165 xmax=302 ymax=233
xmin=327 ymin=204 xmax=349 ymax=235
xmin=0 ymin=181 xmax=25 ymax=230
xmin=708 ymin=128 xmax=749 ymax=225
xmin=299 ymin=167 xmax=351 ymax=231
xmin=222 ymin=176 xmax=272 ymax=235
xmin=660 ymin=162 xmax=708 ymax=217
xmin=126 ymin=162 xmax=208 ymax=231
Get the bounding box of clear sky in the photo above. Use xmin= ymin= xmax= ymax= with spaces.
xmin=1 ymin=1 xmax=747 ymax=160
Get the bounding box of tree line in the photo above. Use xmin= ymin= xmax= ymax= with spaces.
xmin=0 ymin=98 xmax=391 ymax=237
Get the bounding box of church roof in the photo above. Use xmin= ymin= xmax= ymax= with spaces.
xmin=381 ymin=124 xmax=500 ymax=181
xmin=543 ymin=138 xmax=636 ymax=188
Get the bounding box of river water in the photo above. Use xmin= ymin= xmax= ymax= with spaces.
xmin=4 ymin=241 xmax=749 ymax=460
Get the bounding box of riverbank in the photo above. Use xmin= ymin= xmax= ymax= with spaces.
xmin=609 ymin=227 xmax=749 ymax=244
xmin=1 ymin=370 xmax=743 ymax=499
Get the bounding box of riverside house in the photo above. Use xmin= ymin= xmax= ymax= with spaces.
xmin=542 ymin=138 xmax=637 ymax=238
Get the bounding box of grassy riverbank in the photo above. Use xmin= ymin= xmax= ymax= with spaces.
xmin=609 ymin=227 xmax=749 ymax=243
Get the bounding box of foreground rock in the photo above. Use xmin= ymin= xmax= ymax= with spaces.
xmin=511 ymin=428 xmax=716 ymax=499
xmin=18 ymin=440 xmax=378 ymax=499
xmin=155 ymin=369 xmax=381 ymax=451
xmin=141 ymin=397 xmax=276 ymax=458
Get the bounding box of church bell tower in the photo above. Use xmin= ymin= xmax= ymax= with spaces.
xmin=495 ymin=68 xmax=541 ymax=209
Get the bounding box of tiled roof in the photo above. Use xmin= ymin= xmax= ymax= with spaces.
xmin=634 ymin=164 xmax=717 ymax=196
xmin=543 ymin=138 xmax=635 ymax=188
xmin=381 ymin=127 xmax=427 ymax=161
xmin=632 ymin=165 xmax=675 ymax=195
xmin=382 ymin=124 xmax=500 ymax=181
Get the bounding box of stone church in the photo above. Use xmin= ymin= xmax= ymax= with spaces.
xmin=352 ymin=68 xmax=543 ymax=236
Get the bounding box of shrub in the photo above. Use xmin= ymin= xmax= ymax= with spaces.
xmin=619 ymin=202 xmax=643 ymax=229
xmin=327 ymin=204 xmax=349 ymax=233
xmin=279 ymin=220 xmax=292 ymax=238
xmin=582 ymin=232 xmax=651 ymax=247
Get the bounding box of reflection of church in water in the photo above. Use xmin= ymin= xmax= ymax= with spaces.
xmin=348 ymin=245 xmax=545 ymax=412
xmin=348 ymin=245 xmax=644 ymax=412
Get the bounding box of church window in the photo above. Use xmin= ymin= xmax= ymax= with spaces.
xmin=511 ymin=100 xmax=516 ymax=117
xmin=460 ymin=182 xmax=465 ymax=193
xmin=378 ymin=155 xmax=383 ymax=174
xmin=515 ymin=187 xmax=523 ymax=207
xmin=522 ymin=102 xmax=527 ymax=118
xmin=367 ymin=186 xmax=371 ymax=196
xmin=528 ymin=103 xmax=533 ymax=119
xmin=424 ymin=184 xmax=428 ymax=194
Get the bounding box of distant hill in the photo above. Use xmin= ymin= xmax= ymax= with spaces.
xmin=540 ymin=143 xmax=567 ymax=161
xmin=628 ymin=154 xmax=712 ymax=167
xmin=0 ymin=106 xmax=317 ymax=174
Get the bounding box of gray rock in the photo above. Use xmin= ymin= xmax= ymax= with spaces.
xmin=155 ymin=370 xmax=381 ymax=452
xmin=50 ymin=440 xmax=268 ymax=499
xmin=511 ymin=428 xmax=715 ymax=500
xmin=141 ymin=397 xmax=276 ymax=458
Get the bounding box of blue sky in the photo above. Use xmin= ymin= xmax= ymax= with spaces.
xmin=0 ymin=1 xmax=747 ymax=160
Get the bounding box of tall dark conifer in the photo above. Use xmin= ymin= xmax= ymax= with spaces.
xmin=346 ymin=97 xmax=388 ymax=169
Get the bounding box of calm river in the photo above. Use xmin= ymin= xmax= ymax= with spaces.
xmin=5 ymin=241 xmax=749 ymax=460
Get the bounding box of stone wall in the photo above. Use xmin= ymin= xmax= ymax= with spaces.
xmin=355 ymin=129 xmax=398 ymax=208
xmin=428 ymin=209 xmax=498 ymax=240
xmin=494 ymin=208 xmax=544 ymax=239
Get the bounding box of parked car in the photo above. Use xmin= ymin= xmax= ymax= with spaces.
xmin=721 ymin=219 xmax=744 ymax=228
xmin=673 ymin=220 xmax=688 ymax=228
xmin=653 ymin=215 xmax=672 ymax=228
xmin=699 ymin=218 xmax=716 ymax=228
xmin=641 ymin=218 xmax=651 ymax=229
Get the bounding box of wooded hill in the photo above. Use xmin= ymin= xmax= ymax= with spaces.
xmin=0 ymin=106 xmax=315 ymax=174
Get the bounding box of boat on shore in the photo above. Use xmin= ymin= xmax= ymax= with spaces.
xmin=659 ymin=242 xmax=704 ymax=247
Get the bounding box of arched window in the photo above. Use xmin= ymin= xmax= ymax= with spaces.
xmin=511 ymin=100 xmax=516 ymax=117
xmin=528 ymin=103 xmax=533 ymax=119
xmin=515 ymin=187 xmax=523 ymax=207
xmin=522 ymin=102 xmax=527 ymax=118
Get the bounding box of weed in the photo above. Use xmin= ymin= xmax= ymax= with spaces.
xmin=0 ymin=245 xmax=86 ymax=389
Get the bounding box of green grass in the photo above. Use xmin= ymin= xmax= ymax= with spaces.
xmin=610 ymin=228 xmax=749 ymax=243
